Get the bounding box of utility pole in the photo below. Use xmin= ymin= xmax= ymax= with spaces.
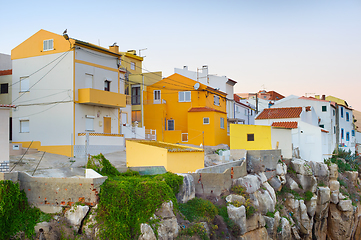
xmin=202 ymin=131 xmax=204 ymax=150
xmin=335 ymin=103 xmax=339 ymax=154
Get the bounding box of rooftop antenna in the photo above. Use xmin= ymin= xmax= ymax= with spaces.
xmin=139 ymin=48 xmax=147 ymax=57
xmin=305 ymin=93 xmax=315 ymax=97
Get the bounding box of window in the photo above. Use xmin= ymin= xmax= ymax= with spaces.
xmin=154 ymin=90 xmax=161 ymax=103
xmin=333 ymin=109 xmax=335 ymax=116
xmin=220 ymin=117 xmax=224 ymax=129
xmin=250 ymin=110 xmax=253 ymax=116
xmin=247 ymin=134 xmax=254 ymax=141
xmin=182 ymin=133 xmax=188 ymax=142
xmin=131 ymin=86 xmax=141 ymax=105
xmin=20 ymin=120 xmax=29 ymax=133
xmin=203 ymin=117 xmax=210 ymax=124
xmin=319 ymin=124 xmax=324 ymax=128
xmin=132 ymin=111 xmax=141 ymax=122
xmin=346 ymin=112 xmax=349 ymax=121
xmin=167 ymin=119 xmax=174 ymax=131
xmin=20 ymin=76 xmax=29 ymax=92
xmin=341 ymin=107 xmax=344 ymax=118
xmin=341 ymin=128 xmax=344 ymax=139
xmin=104 ymin=80 xmax=111 ymax=91
xmin=85 ymin=115 xmax=95 ymax=131
xmin=130 ymin=62 xmax=135 ymax=70
xmin=0 ymin=83 xmax=8 ymax=94
xmin=334 ymin=126 xmax=336 ymax=134
xmin=352 ymin=130 xmax=355 ymax=137
xmin=214 ymin=95 xmax=220 ymax=106
xmin=43 ymin=39 xmax=54 ymax=51
xmin=346 ymin=132 xmax=350 ymax=141
xmin=178 ymin=91 xmax=191 ymax=102
xmin=322 ymin=106 xmax=327 ymax=112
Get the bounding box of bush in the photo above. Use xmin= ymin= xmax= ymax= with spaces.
xmin=330 ymin=148 xmax=359 ymax=172
xmin=217 ymin=206 xmax=241 ymax=237
xmin=179 ymin=198 xmax=218 ymax=222
xmin=230 ymin=184 xmax=246 ymax=195
xmin=178 ymin=223 xmax=209 ymax=240
xmin=305 ymin=191 xmax=313 ymax=201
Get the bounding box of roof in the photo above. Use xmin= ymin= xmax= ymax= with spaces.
xmin=299 ymin=96 xmax=330 ymax=102
xmin=0 ymin=104 xmax=16 ymax=108
xmin=0 ymin=70 xmax=11 ymax=76
xmin=256 ymin=107 xmax=303 ymax=120
xmin=226 ymin=78 xmax=237 ymax=86
xmin=271 ymin=121 xmax=298 ymax=129
xmin=129 ymin=140 xmax=204 ymax=152
xmin=321 ymin=129 xmax=329 ymax=133
xmin=73 ymin=38 xmax=122 ymax=57
xmin=188 ymin=107 xmax=227 ymax=114
xmin=234 ymin=94 xmax=252 ymax=109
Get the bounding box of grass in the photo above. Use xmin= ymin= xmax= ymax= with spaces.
xmin=179 ymin=198 xmax=218 ymax=222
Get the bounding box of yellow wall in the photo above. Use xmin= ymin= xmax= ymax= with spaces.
xmin=13 ymin=141 xmax=72 ymax=157
xmin=143 ymin=73 xmax=228 ymax=146
xmin=230 ymin=124 xmax=272 ymax=150
xmin=120 ymin=52 xmax=143 ymax=75
xmin=324 ymin=96 xmax=347 ymax=106
xmin=126 ymin=140 xmax=204 ymax=173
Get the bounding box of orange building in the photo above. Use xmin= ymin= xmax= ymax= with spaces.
xmin=144 ymin=73 xmax=229 ymax=146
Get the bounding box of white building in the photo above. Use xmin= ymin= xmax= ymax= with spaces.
xmin=11 ymin=29 xmax=129 ymax=157
xmin=335 ymin=103 xmax=355 ymax=153
xmin=0 ymin=105 xmax=14 ymax=172
xmin=232 ymin=94 xmax=255 ymax=125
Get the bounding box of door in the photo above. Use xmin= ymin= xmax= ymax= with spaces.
xmin=103 ymin=117 xmax=111 ymax=133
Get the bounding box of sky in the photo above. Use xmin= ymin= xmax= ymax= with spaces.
xmin=1 ymin=0 xmax=360 ymax=110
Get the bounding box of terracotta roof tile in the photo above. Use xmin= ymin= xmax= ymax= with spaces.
xmin=256 ymin=107 xmax=302 ymax=120
xmin=188 ymin=107 xmax=226 ymax=114
xmin=271 ymin=121 xmax=298 ymax=129
xmin=0 ymin=70 xmax=12 ymax=76
xmin=321 ymin=129 xmax=329 ymax=133
xmin=0 ymin=104 xmax=16 ymax=108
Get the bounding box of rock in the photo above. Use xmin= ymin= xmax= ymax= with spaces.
xmin=313 ymin=217 xmax=327 ymax=240
xmin=285 ymin=195 xmax=299 ymax=211
xmin=35 ymin=221 xmax=51 ymax=240
xmin=298 ymin=200 xmax=312 ymax=235
xmin=317 ymin=187 xmax=330 ymax=205
xmin=279 ymin=175 xmax=286 ymax=185
xmin=291 ymin=226 xmax=302 ymax=240
xmin=297 ymin=174 xmax=317 ymax=192
xmin=139 ymin=223 xmax=156 ymax=240
xmin=64 ymin=205 xmax=90 ymax=232
xmin=345 ymin=171 xmax=358 ymax=185
xmin=154 ymin=200 xmax=179 ymax=239
xmin=269 ymin=177 xmax=282 ymax=191
xmin=276 ymin=163 xmax=287 ymax=176
xmin=305 ymin=194 xmax=317 ymax=217
xmin=233 ymin=174 xmax=262 ymax=194
xmin=286 ymin=175 xmax=300 ymax=191
xmin=264 ymin=216 xmax=275 ymax=238
xmin=226 ymin=194 xmax=245 ymax=204
xmin=291 ymin=159 xmax=313 ymax=176
xmin=239 ymin=227 xmax=270 ymax=240
xmin=227 ymin=204 xmax=247 ymax=235
xmin=176 ymin=174 xmax=195 ymax=203
xmin=329 ymin=180 xmax=340 ymax=204
xmin=199 ymin=222 xmax=210 ymax=237
xmin=329 ymin=164 xmax=338 ymax=180
xmin=263 ymin=182 xmax=276 ymax=202
xmin=309 ymin=161 xmax=329 ymax=177
xmin=339 ymin=193 xmax=347 ymax=200
xmin=276 ymin=217 xmax=292 ymax=240
xmin=155 ymin=201 xmax=175 ymax=219
xmin=315 ymin=203 xmax=329 ymax=220
xmin=327 ymin=203 xmax=354 ymax=240
xmin=83 ymin=205 xmax=98 ymax=238
xmin=337 ymin=199 xmax=353 ymax=212
xmin=257 ymin=172 xmax=268 ymax=183
xmin=254 ymin=189 xmax=275 ymax=214
xmin=246 ymin=213 xmax=265 ymax=232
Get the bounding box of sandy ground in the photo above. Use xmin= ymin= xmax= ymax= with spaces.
xmin=9 ymin=150 xmax=127 ymax=177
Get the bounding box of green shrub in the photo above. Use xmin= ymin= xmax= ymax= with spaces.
xmin=330 ymin=148 xmax=359 ymax=172
xmin=178 ymin=223 xmax=209 ymax=240
xmin=305 ymin=191 xmax=313 ymax=201
xmin=266 ymin=211 xmax=275 ymax=218
xmin=179 ymin=198 xmax=218 ymax=222
xmin=86 ymin=153 xmax=121 ymax=177
xmin=217 ymin=206 xmax=241 ymax=237
xmin=0 ymin=180 xmax=43 ymax=239
xmin=230 ymin=184 xmax=246 ymax=195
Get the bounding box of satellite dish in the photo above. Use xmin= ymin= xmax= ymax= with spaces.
xmin=194 ymin=83 xmax=200 ymax=90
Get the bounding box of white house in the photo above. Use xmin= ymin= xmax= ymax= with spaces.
xmin=335 ymin=103 xmax=355 ymax=153
xmin=11 ymin=29 xmax=129 ymax=157
xmin=232 ymin=94 xmax=255 ymax=125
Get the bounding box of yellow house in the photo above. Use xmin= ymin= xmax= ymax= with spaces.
xmin=144 ymin=73 xmax=229 ymax=146
xmin=126 ymin=140 xmax=204 ymax=173
xmin=230 ymin=124 xmax=272 ymax=150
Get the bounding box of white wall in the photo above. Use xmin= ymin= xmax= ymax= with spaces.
xmin=234 ymin=102 xmax=255 ymax=125
xmin=338 ymin=106 xmax=355 ymax=152
xmin=271 ymin=127 xmax=292 ymax=158
xmin=0 ymin=53 xmax=11 ymax=71
xmin=0 ymin=108 xmax=10 ymax=162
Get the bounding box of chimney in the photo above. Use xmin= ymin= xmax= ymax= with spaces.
xmin=127 ymin=50 xmax=136 ymax=55
xmin=202 ymin=65 xmax=208 ymax=75
xmin=183 ymin=66 xmax=188 ymax=70
xmin=109 ymin=45 xmax=119 ymax=54
xmin=322 ymin=95 xmax=326 ymax=100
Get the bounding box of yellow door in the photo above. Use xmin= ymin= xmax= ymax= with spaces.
xmin=104 ymin=117 xmax=111 ymax=133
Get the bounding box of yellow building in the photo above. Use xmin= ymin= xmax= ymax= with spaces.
xmin=230 ymin=124 xmax=272 ymax=150
xmin=126 ymin=140 xmax=204 ymax=173
xmin=144 ymin=73 xmax=229 ymax=146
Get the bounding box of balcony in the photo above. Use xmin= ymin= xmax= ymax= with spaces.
xmin=78 ymin=88 xmax=126 ymax=108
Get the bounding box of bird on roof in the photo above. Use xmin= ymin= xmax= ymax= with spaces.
xmin=63 ymin=29 xmax=67 ymax=35
xmin=112 ymin=42 xmax=117 ymax=46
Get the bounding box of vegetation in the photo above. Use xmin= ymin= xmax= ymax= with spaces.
xmin=0 ymin=180 xmax=50 ymax=239
xmin=178 ymin=223 xmax=209 ymax=240
xmin=86 ymin=154 xmax=184 ymax=239
xmin=179 ymin=198 xmax=218 ymax=222
xmin=326 ymin=148 xmax=359 ymax=173
xmin=217 ymin=206 xmax=241 ymax=237
xmin=305 ymin=191 xmax=314 ymax=201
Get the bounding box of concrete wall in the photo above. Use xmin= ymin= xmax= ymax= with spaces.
xmin=271 ymin=127 xmax=292 ymax=159
xmin=0 ymin=170 xmax=107 ymax=213
xmin=246 ymin=149 xmax=281 ymax=179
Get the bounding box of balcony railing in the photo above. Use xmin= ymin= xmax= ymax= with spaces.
xmin=78 ymin=88 xmax=126 ymax=108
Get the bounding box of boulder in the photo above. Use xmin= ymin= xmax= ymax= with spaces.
xmin=279 ymin=175 xmax=286 ymax=185
xmin=329 ymin=164 xmax=338 ymax=180
xmin=309 ymin=161 xmax=329 ymax=177
xmin=291 ymin=159 xmax=313 ymax=176
xmin=263 ymin=182 xmax=276 ymax=202
xmin=83 ymin=205 xmax=99 ymax=238
xmin=298 ymin=200 xmax=312 ymax=235
xmin=285 ymin=195 xmax=299 ymax=212
xmin=297 ymin=174 xmax=317 ymax=193
xmin=286 ymin=175 xmax=301 ymax=191
xmin=276 ymin=163 xmax=287 ymax=176
xmin=176 ymin=174 xmax=195 ymax=203
xmin=345 ymin=171 xmax=358 ymax=185
xmin=239 ymin=227 xmax=270 ymax=240
xmin=254 ymin=189 xmax=275 ymax=214
xmin=329 ymin=180 xmax=340 ymax=204
xmin=233 ymin=174 xmax=262 ymax=194
xmin=269 ymin=177 xmax=282 ymax=191
xmin=227 ymin=204 xmax=247 ymax=235
xmin=339 ymin=192 xmax=347 ymax=200
xmin=246 ymin=213 xmax=265 ymax=232
xmin=264 ymin=216 xmax=275 ymax=238
xmin=305 ymin=194 xmax=317 ymax=217
xmin=155 ymin=201 xmax=175 ymax=219
xmin=315 ymin=203 xmax=329 ymax=220
xmin=257 ymin=172 xmax=268 ymax=183
xmin=317 ymin=187 xmax=330 ymax=205
xmin=337 ymin=199 xmax=353 ymax=212
xmin=154 ymin=200 xmax=179 ymax=240
xmin=199 ymin=222 xmax=210 ymax=237
xmin=327 ymin=203 xmax=354 ymax=240
xmin=291 ymin=226 xmax=302 ymax=240
xmin=226 ymin=194 xmax=246 ymax=204
xmin=313 ymin=217 xmax=327 ymax=240
xmin=276 ymin=217 xmax=292 ymax=240
xmin=138 ymin=223 xmax=156 ymax=240
xmin=64 ymin=205 xmax=90 ymax=232
xmin=35 ymin=221 xmax=51 ymax=239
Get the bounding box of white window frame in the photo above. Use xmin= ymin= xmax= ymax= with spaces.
xmin=154 ymin=90 xmax=161 ymax=104
xmin=85 ymin=115 xmax=95 ymax=131
xmin=167 ymin=119 xmax=175 ymax=131
xmin=214 ymin=95 xmax=220 ymax=106
xmin=178 ymin=91 xmax=191 ymax=102
xmin=130 ymin=62 xmax=135 ymax=70
xmin=20 ymin=119 xmax=29 ymax=133
xmin=20 ymin=76 xmax=29 ymax=92
xmin=220 ymin=117 xmax=225 ymax=129
xmin=43 ymin=39 xmax=54 ymax=51
xmin=203 ymin=117 xmax=210 ymax=124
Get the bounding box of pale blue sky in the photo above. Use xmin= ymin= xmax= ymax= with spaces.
xmin=1 ymin=0 xmax=360 ymax=110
